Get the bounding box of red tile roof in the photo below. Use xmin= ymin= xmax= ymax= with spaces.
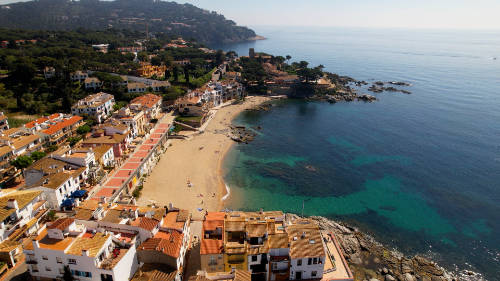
xmin=131 ymin=94 xmax=162 ymax=109
xmin=47 ymin=218 xmax=75 ymax=230
xmin=42 ymin=116 xmax=83 ymax=135
xmin=200 ymin=239 xmax=223 ymax=255
xmin=25 ymin=117 xmax=48 ymax=129
xmin=131 ymin=217 xmax=159 ymax=231
xmin=139 ymin=230 xmax=184 ymax=258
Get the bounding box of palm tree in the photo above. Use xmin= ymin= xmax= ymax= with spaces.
xmin=286 ymin=55 xmax=292 ymax=64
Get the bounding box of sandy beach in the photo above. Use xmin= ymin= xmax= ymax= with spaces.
xmin=137 ymin=96 xmax=271 ymax=217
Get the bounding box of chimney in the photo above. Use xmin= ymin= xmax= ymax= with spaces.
xmin=32 ymin=240 xmax=40 ymax=249
xmin=7 ymin=199 xmax=18 ymax=209
xmin=82 ymin=249 xmax=89 ymax=256
xmin=301 ymin=232 xmax=306 ymax=239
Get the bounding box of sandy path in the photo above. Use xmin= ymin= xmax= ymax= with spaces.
xmin=138 ymin=96 xmax=270 ymax=216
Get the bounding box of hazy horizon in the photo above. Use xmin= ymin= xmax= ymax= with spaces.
xmin=1 ymin=0 xmax=499 ymax=31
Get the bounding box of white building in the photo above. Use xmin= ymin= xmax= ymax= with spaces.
xmin=72 ymin=92 xmax=115 ymax=123
xmin=43 ymin=67 xmax=56 ymax=79
xmin=84 ymin=77 xmax=103 ymax=90
xmin=0 ymin=189 xmax=46 ymax=243
xmin=70 ymin=71 xmax=89 ymax=82
xmin=287 ymin=220 xmax=326 ymax=280
xmin=129 ymin=93 xmax=163 ymax=121
xmin=127 ymin=82 xmax=147 ymax=93
xmin=24 ymin=218 xmax=139 ymax=281
xmin=24 ymin=158 xmax=87 ymax=210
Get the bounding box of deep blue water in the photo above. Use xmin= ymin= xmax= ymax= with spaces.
xmin=214 ymin=27 xmax=500 ymax=279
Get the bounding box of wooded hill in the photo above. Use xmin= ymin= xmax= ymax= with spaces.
xmin=0 ymin=0 xmax=257 ymax=45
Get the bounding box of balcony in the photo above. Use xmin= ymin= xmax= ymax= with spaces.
xmin=99 ymin=248 xmax=128 ymax=270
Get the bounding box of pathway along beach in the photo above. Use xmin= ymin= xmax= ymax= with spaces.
xmin=138 ymin=96 xmax=270 ymax=217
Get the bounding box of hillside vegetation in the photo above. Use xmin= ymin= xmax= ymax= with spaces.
xmin=0 ymin=0 xmax=257 ymax=44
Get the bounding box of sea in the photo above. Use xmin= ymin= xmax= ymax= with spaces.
xmin=212 ymin=26 xmax=500 ymax=279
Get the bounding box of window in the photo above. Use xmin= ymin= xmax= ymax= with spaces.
xmin=313 ymin=257 xmax=318 ymax=264
xmin=251 ymin=255 xmax=258 ymax=262
xmin=45 ymin=266 xmax=51 ymax=271
xmin=56 ymin=257 xmax=62 ymax=263
xmin=31 ymin=265 xmax=39 ymax=272
xmin=308 ymin=258 xmax=312 ymax=265
xmin=312 ymin=271 xmax=317 ymax=277
xmin=209 ymin=256 xmax=217 ymax=266
xmin=42 ymin=255 xmax=48 ymax=260
xmin=297 ymin=259 xmax=302 ymax=266
xmin=68 ymin=258 xmax=77 ymax=264
xmin=59 ymin=268 xmax=65 ymax=274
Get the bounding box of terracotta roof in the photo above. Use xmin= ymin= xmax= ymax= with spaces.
xmin=102 ymin=209 xmax=124 ymax=223
xmin=27 ymin=228 xmax=74 ymax=251
xmin=0 ymin=190 xmax=42 ymax=222
xmin=92 ymin=144 xmax=113 ymax=160
xmin=162 ymin=212 xmax=184 ymax=230
xmin=9 ymin=134 xmax=40 ymax=150
xmin=47 ymin=218 xmax=75 ymax=230
xmin=149 ymin=270 xmax=177 ymax=281
xmin=234 ymin=270 xmax=252 ymax=281
xmin=268 ymin=233 xmax=289 ymax=249
xmin=205 ymin=212 xmax=225 ymax=221
xmin=131 ymin=94 xmax=162 ymax=109
xmin=288 ymin=221 xmax=325 ymax=259
xmin=246 ymin=223 xmax=267 ymax=237
xmin=225 ymin=220 xmax=245 ymax=232
xmin=131 ymin=217 xmax=159 ymax=231
xmin=139 ymin=230 xmax=184 ymax=258
xmin=176 ymin=210 xmax=190 ymax=222
xmin=0 ymin=239 xmax=20 ymax=253
xmin=200 ymin=239 xmax=223 ymax=255
xmin=66 ymin=233 xmax=110 ymax=257
xmin=25 ymin=117 xmax=48 ymax=129
xmin=74 ymin=207 xmax=94 ymax=220
xmin=42 ymin=116 xmax=83 ymax=135
xmin=82 ymin=132 xmax=128 ymax=145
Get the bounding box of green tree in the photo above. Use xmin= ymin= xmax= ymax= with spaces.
xmin=10 ymin=155 xmax=33 ymax=169
xmin=76 ymin=124 xmax=91 ymax=135
xmin=183 ymin=66 xmax=190 ymax=84
xmin=30 ymin=151 xmax=47 ymax=161
xmin=173 ymin=66 xmax=180 ymax=82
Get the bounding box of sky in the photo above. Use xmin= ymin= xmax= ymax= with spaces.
xmin=1 ymin=0 xmax=499 ymax=30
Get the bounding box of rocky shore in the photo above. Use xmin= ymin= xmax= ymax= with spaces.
xmin=368 ymin=81 xmax=412 ymax=95
xmin=287 ymin=215 xmax=484 ymax=281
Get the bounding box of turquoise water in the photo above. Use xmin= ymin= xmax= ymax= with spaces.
xmin=215 ymin=27 xmax=500 ymax=279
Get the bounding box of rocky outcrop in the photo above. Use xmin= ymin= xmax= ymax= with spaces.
xmin=298 ymin=215 xmax=484 ymax=281
xmin=368 ymin=81 xmax=413 ymax=95
xmin=228 ymin=125 xmax=256 ymax=144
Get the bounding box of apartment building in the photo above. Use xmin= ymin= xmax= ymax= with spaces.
xmin=200 ymin=211 xmax=328 ymax=281
xmin=84 ymin=77 xmax=103 ymax=90
xmin=70 ymin=71 xmax=89 ymax=82
xmin=38 ymin=115 xmax=84 ymax=146
xmin=0 ymin=189 xmax=47 ymax=267
xmin=24 ymin=217 xmax=139 ymax=281
xmin=113 ymin=107 xmax=147 ymax=138
xmin=72 ymin=92 xmax=115 ymax=124
xmin=130 ymin=93 xmax=163 ymax=121
xmin=24 ymin=158 xmax=87 ymax=210
xmin=137 ymin=208 xmax=191 ymax=281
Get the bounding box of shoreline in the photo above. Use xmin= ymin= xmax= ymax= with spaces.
xmin=138 ymin=96 xmax=271 ymax=217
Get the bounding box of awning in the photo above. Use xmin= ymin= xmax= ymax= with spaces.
xmin=61 ymin=198 xmax=75 ymax=207
xmin=71 ymin=190 xmax=87 ymax=198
